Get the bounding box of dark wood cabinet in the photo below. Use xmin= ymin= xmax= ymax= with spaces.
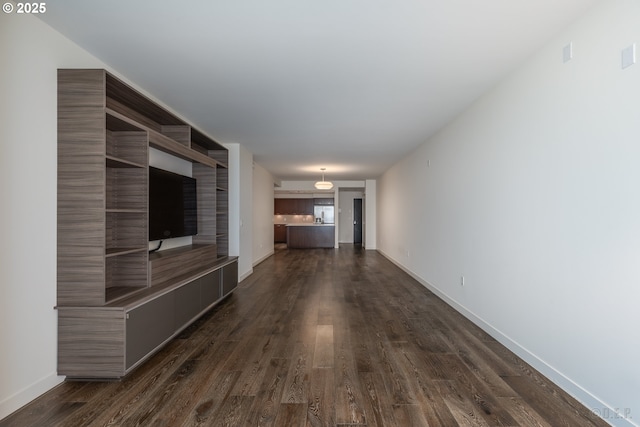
xmin=222 ymin=262 xmax=238 ymax=296
xmin=274 ymin=224 xmax=287 ymax=243
xmin=298 ymin=199 xmax=314 ymax=214
xmin=287 ymin=225 xmax=335 ymax=248
xmin=274 ymin=198 xmax=313 ymax=215
xmin=59 ymin=257 xmax=238 ymax=379
xmin=274 ymin=198 xmax=291 ymax=214
xmin=126 ymin=292 xmax=175 ymax=370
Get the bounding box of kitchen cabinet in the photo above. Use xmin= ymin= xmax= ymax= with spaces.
xmin=274 ymin=224 xmax=287 ymax=243
xmin=274 ymin=198 xmax=313 ymax=215
xmin=287 ymin=225 xmax=335 ymax=248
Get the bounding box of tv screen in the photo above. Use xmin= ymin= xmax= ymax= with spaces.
xmin=149 ymin=167 xmax=197 ymax=241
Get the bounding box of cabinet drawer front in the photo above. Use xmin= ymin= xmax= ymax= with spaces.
xmin=222 ymin=261 xmax=238 ymax=296
xmin=201 ymin=270 xmax=221 ymax=307
xmin=175 ymin=279 xmax=202 ymax=327
xmin=126 ymin=293 xmax=175 ymax=369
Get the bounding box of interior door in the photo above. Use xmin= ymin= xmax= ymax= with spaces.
xmin=353 ymin=198 xmax=362 ymax=245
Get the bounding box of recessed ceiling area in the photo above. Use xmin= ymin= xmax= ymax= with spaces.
xmin=39 ymin=0 xmax=601 ymax=180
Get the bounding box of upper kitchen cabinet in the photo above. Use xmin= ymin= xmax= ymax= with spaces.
xmin=313 ymin=198 xmax=334 ymax=206
xmin=274 ymin=198 xmax=313 ymax=215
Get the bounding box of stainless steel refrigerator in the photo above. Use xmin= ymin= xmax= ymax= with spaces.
xmin=314 ymin=205 xmax=335 ymax=224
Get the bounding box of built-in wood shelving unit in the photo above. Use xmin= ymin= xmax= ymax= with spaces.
xmin=57 ymin=69 xmax=235 ymax=379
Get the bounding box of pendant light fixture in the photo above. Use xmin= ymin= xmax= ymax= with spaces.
xmin=314 ymin=168 xmax=333 ymax=190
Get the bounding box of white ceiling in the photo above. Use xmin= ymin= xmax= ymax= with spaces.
xmin=40 ymin=0 xmax=600 ymax=180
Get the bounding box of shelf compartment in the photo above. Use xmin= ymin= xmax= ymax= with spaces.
xmin=149 ymin=244 xmax=218 ymax=288
xmin=216 ymin=234 xmax=229 ymax=258
xmin=106 ymin=167 xmax=147 ymax=211
xmin=148 ymin=130 xmax=219 ymax=168
xmin=106 ymin=73 xmax=185 ymax=131
xmin=106 ymin=286 xmax=145 ymax=304
xmin=160 ymin=125 xmax=191 ymax=147
xmin=192 ymin=163 xmax=216 ymax=245
xmin=216 ymin=167 xmax=228 ymax=191
xmin=106 ymin=247 xmax=147 ymax=258
xmin=106 ymin=211 xmax=147 ymax=252
xmin=106 ymin=114 xmax=148 ymax=166
xmin=106 ymin=251 xmax=148 ymax=303
xmin=106 ymin=156 xmax=145 ymax=169
xmin=206 ymin=148 xmax=229 ymax=168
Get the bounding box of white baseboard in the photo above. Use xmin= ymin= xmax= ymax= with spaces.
xmin=239 ymin=268 xmax=253 ymax=283
xmin=376 ymin=249 xmax=636 ymax=427
xmin=252 ymin=250 xmax=274 ymax=268
xmin=0 ymin=372 xmax=64 ymax=421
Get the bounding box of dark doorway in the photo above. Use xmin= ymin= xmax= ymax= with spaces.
xmin=353 ymin=198 xmax=362 ymax=246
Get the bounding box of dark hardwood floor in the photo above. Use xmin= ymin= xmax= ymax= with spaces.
xmin=1 ymin=245 xmax=608 ymax=426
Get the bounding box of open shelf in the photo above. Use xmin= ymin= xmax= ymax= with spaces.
xmin=105 ymin=250 xmax=148 ymax=301
xmin=106 ymin=247 xmax=148 ymax=258
xmin=105 ymin=285 xmax=146 ymax=304
xmin=106 ymin=156 xmax=145 ymax=169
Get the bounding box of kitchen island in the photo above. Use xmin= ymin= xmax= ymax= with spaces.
xmin=286 ymin=224 xmax=335 ymax=248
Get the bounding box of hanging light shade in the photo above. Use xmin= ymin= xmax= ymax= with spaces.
xmin=314 ymin=168 xmax=333 ymax=190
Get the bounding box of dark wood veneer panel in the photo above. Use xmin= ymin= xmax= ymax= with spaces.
xmin=149 ymin=244 xmax=218 ymax=288
xmin=106 ymin=73 xmax=185 ymax=127
xmin=192 ymin=163 xmax=216 ymax=245
xmin=160 ymin=125 xmax=191 ymax=146
xmin=105 ymin=251 xmax=148 ymax=291
xmin=125 ymin=292 xmax=175 ymax=370
xmin=105 ymin=168 xmax=147 ymax=211
xmin=105 ymin=211 xmax=147 ymax=251
xmin=208 ymin=149 xmax=229 ymax=166
xmin=58 ymin=308 xmax=125 ymax=378
xmin=105 ymin=129 xmax=147 ymax=166
xmin=192 ymin=128 xmax=225 ymax=151
xmin=57 ymin=69 xmax=107 ymax=306
xmin=215 ymin=164 xmax=228 ymax=256
xmin=287 ymin=226 xmax=335 ymax=248
xmin=149 ymin=130 xmax=219 ymax=168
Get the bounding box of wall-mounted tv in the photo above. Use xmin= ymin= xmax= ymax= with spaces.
xmin=149 ymin=166 xmax=197 ymax=241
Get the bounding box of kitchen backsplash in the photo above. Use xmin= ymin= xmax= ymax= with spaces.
xmin=274 ymin=214 xmax=314 ymax=224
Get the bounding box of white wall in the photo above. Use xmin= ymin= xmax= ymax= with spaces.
xmin=0 ymin=12 xmax=106 ymax=419
xmin=377 ymin=1 xmax=640 ymax=425
xmin=225 ymin=143 xmax=254 ymax=281
xmin=253 ymin=163 xmax=275 ymax=265
xmin=338 ymin=190 xmax=364 ymax=243
xmin=364 ymin=179 xmax=377 ymax=250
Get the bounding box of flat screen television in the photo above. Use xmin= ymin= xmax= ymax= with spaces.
xmin=149 ymin=166 xmax=197 ymax=241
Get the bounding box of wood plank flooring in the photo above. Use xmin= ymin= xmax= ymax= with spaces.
xmin=1 ymin=245 xmax=609 ymax=427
